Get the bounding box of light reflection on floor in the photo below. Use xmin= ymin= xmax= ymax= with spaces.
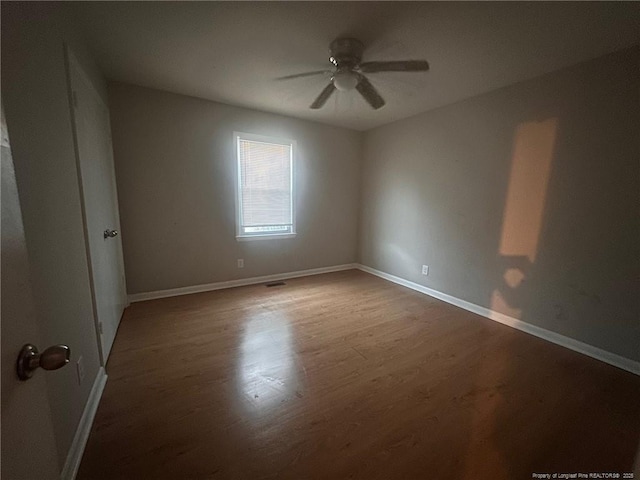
xmin=238 ymin=310 xmax=298 ymax=412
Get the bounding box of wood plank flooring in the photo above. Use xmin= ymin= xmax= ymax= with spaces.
xmin=77 ymin=269 xmax=640 ymax=480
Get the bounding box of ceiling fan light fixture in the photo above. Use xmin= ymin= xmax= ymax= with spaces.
xmin=332 ymin=70 xmax=359 ymax=91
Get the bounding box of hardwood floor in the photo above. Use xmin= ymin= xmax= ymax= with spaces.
xmin=77 ymin=269 xmax=640 ymax=480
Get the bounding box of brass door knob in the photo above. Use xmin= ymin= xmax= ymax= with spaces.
xmin=16 ymin=344 xmax=71 ymax=381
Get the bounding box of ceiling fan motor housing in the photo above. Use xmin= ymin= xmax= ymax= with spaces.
xmin=329 ymin=38 xmax=364 ymax=68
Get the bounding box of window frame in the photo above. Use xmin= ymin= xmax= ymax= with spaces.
xmin=234 ymin=131 xmax=296 ymax=241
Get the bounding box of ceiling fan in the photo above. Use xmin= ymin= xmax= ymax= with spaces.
xmin=278 ymin=38 xmax=429 ymax=110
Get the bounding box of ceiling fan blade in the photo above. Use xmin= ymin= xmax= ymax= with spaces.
xmin=356 ymin=75 xmax=385 ymax=110
xmin=359 ymin=60 xmax=430 ymax=73
xmin=276 ymin=70 xmax=330 ymax=81
xmin=310 ymin=82 xmax=336 ymax=109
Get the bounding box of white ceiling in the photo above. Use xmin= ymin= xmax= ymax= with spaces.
xmin=67 ymin=2 xmax=640 ymax=131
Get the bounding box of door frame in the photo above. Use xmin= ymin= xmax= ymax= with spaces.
xmin=64 ymin=44 xmax=127 ymax=366
xmin=64 ymin=45 xmax=105 ymax=365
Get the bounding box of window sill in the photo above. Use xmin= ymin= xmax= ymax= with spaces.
xmin=236 ymin=233 xmax=297 ymax=242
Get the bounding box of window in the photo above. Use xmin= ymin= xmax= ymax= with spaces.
xmin=235 ymin=132 xmax=295 ymax=240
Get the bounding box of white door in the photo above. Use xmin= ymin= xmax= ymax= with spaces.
xmin=1 ymin=103 xmax=61 ymax=479
xmin=67 ymin=50 xmax=127 ymax=363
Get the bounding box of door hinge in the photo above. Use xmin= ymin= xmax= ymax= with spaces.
xmin=98 ymin=321 xmax=103 ymax=334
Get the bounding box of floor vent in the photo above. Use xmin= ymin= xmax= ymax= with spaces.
xmin=265 ymin=281 xmax=286 ymax=287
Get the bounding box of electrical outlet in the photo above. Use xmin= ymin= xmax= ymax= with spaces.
xmin=422 ymin=265 xmax=429 ymax=276
xmin=76 ymin=356 xmax=85 ymax=385
xmin=237 ymin=259 xmax=244 ymax=268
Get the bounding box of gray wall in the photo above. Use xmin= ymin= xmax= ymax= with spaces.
xmin=1 ymin=2 xmax=106 ymax=469
xmin=108 ymin=83 xmax=362 ymax=294
xmin=359 ymin=47 xmax=639 ymax=361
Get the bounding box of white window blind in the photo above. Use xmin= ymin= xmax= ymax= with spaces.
xmin=236 ymin=133 xmax=295 ymax=239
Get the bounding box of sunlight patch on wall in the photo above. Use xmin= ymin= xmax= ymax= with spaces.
xmin=491 ymin=118 xmax=558 ymax=318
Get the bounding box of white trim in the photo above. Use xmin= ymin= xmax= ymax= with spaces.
xmin=236 ymin=233 xmax=296 ymax=241
xmin=128 ymin=263 xmax=358 ymax=303
xmin=60 ymin=367 xmax=108 ymax=480
xmin=357 ymin=264 xmax=639 ymax=376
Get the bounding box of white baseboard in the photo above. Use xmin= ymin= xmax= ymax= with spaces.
xmin=128 ymin=263 xmax=358 ymax=303
xmin=357 ymin=264 xmax=640 ymax=376
xmin=60 ymin=367 xmax=107 ymax=480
